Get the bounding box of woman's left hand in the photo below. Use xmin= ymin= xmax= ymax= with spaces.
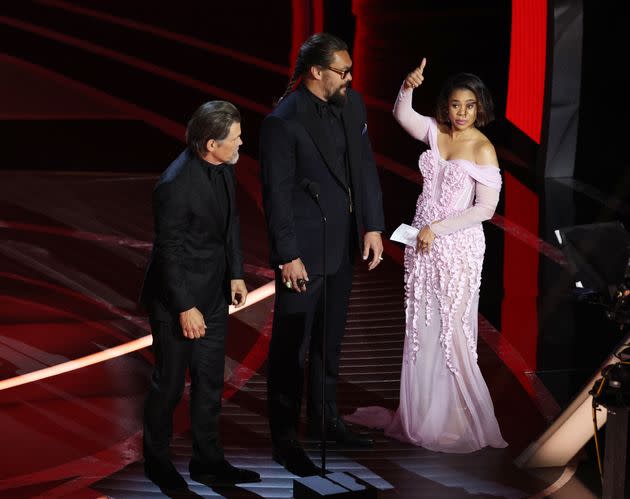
xmin=416 ymin=225 xmax=436 ymax=253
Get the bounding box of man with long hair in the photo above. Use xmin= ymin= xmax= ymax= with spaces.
xmin=260 ymin=33 xmax=385 ymax=476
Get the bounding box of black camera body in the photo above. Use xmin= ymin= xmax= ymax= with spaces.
xmin=590 ymin=351 xmax=630 ymax=411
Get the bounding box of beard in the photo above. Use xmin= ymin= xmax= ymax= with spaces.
xmin=226 ymin=151 xmax=239 ymax=165
xmin=327 ymin=83 xmax=349 ymax=108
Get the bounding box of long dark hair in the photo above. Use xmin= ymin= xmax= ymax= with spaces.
xmin=435 ymin=73 xmax=495 ymax=127
xmin=276 ymin=32 xmax=348 ymax=105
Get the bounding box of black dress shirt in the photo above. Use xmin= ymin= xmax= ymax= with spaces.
xmin=204 ymin=160 xmax=230 ymax=240
xmin=305 ymin=89 xmax=349 ymax=187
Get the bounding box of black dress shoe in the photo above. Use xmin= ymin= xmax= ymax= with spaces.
xmin=272 ymin=440 xmax=321 ymax=477
xmin=144 ymin=459 xmax=188 ymax=491
xmin=309 ymin=418 xmax=374 ymax=448
xmin=189 ymin=459 xmax=260 ymax=485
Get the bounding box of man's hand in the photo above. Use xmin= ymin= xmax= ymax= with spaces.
xmin=416 ymin=225 xmax=436 ymax=253
xmin=404 ymin=57 xmax=427 ymax=90
xmin=362 ymin=231 xmax=384 ymax=271
xmin=179 ymin=307 xmax=206 ymax=339
xmin=231 ymin=279 xmax=248 ymax=308
xmin=281 ymin=257 xmax=309 ymax=293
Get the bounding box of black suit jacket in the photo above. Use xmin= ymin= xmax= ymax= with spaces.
xmin=139 ymin=148 xmax=244 ymax=321
xmin=259 ymin=85 xmax=385 ymax=275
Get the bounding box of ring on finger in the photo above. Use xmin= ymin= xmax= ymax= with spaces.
xmin=285 ymin=281 xmax=292 ymax=289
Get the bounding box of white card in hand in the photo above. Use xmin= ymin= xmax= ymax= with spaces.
xmin=390 ymin=223 xmax=419 ymax=246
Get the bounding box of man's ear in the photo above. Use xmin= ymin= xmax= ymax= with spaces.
xmin=309 ymin=65 xmax=323 ymax=81
xmin=205 ymin=138 xmax=215 ymax=153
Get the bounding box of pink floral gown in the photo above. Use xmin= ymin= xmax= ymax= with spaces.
xmin=345 ymin=86 xmax=507 ymax=453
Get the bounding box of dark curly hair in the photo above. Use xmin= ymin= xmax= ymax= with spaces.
xmin=435 ymin=73 xmax=494 ymax=127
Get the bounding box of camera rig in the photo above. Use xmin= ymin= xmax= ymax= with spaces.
xmin=556 ymin=221 xmax=630 ymax=488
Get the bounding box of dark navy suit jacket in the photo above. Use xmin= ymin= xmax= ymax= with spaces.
xmin=259 ymin=85 xmax=385 ymax=275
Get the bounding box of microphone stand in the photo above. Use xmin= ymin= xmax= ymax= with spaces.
xmin=311 ymin=189 xmax=328 ymax=477
xmin=294 ymin=180 xmax=376 ymax=499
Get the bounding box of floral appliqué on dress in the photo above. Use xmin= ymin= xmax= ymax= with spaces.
xmin=404 ymin=150 xmax=485 ymax=375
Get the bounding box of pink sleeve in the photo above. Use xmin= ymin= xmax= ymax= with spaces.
xmin=430 ymin=181 xmax=500 ymax=237
xmin=392 ymin=84 xmax=431 ymax=144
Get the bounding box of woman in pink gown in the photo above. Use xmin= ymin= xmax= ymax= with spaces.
xmin=346 ymin=60 xmax=507 ymax=453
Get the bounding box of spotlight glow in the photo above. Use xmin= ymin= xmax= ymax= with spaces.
xmin=0 ymin=281 xmax=276 ymax=392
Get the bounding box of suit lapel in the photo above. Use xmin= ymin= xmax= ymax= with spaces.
xmin=342 ymin=101 xmax=361 ymax=192
xmin=296 ymin=88 xmax=347 ymax=187
xmin=223 ymin=165 xmax=235 ymax=243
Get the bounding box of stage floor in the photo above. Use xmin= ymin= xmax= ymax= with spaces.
xmin=0 ymin=171 xmax=600 ymax=498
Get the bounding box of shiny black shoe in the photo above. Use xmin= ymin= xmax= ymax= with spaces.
xmin=144 ymin=459 xmax=188 ymax=492
xmin=272 ymin=440 xmax=321 ymax=477
xmin=189 ymin=459 xmax=261 ymax=485
xmin=308 ymin=418 xmax=374 ymax=448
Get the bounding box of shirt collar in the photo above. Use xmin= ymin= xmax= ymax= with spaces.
xmin=197 ymin=154 xmax=226 ymax=178
xmin=304 ymin=86 xmax=342 ymax=118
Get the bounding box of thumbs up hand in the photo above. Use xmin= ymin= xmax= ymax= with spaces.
xmin=404 ymin=57 xmax=427 ymax=90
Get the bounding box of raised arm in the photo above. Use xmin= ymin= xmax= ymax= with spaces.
xmin=392 ymin=58 xmax=431 ymax=143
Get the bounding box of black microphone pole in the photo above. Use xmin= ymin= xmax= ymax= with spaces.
xmin=301 ymin=179 xmax=327 ymax=476
xmin=294 ymin=180 xmax=377 ymax=498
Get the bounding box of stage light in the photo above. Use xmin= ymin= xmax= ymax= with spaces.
xmin=0 ymin=281 xmax=276 ymax=392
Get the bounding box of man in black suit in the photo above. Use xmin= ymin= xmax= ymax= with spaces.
xmin=140 ymin=101 xmax=260 ymax=491
xmin=260 ymin=33 xmax=385 ymax=476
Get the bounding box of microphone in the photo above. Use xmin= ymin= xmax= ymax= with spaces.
xmin=300 ymin=178 xmax=320 ymax=201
